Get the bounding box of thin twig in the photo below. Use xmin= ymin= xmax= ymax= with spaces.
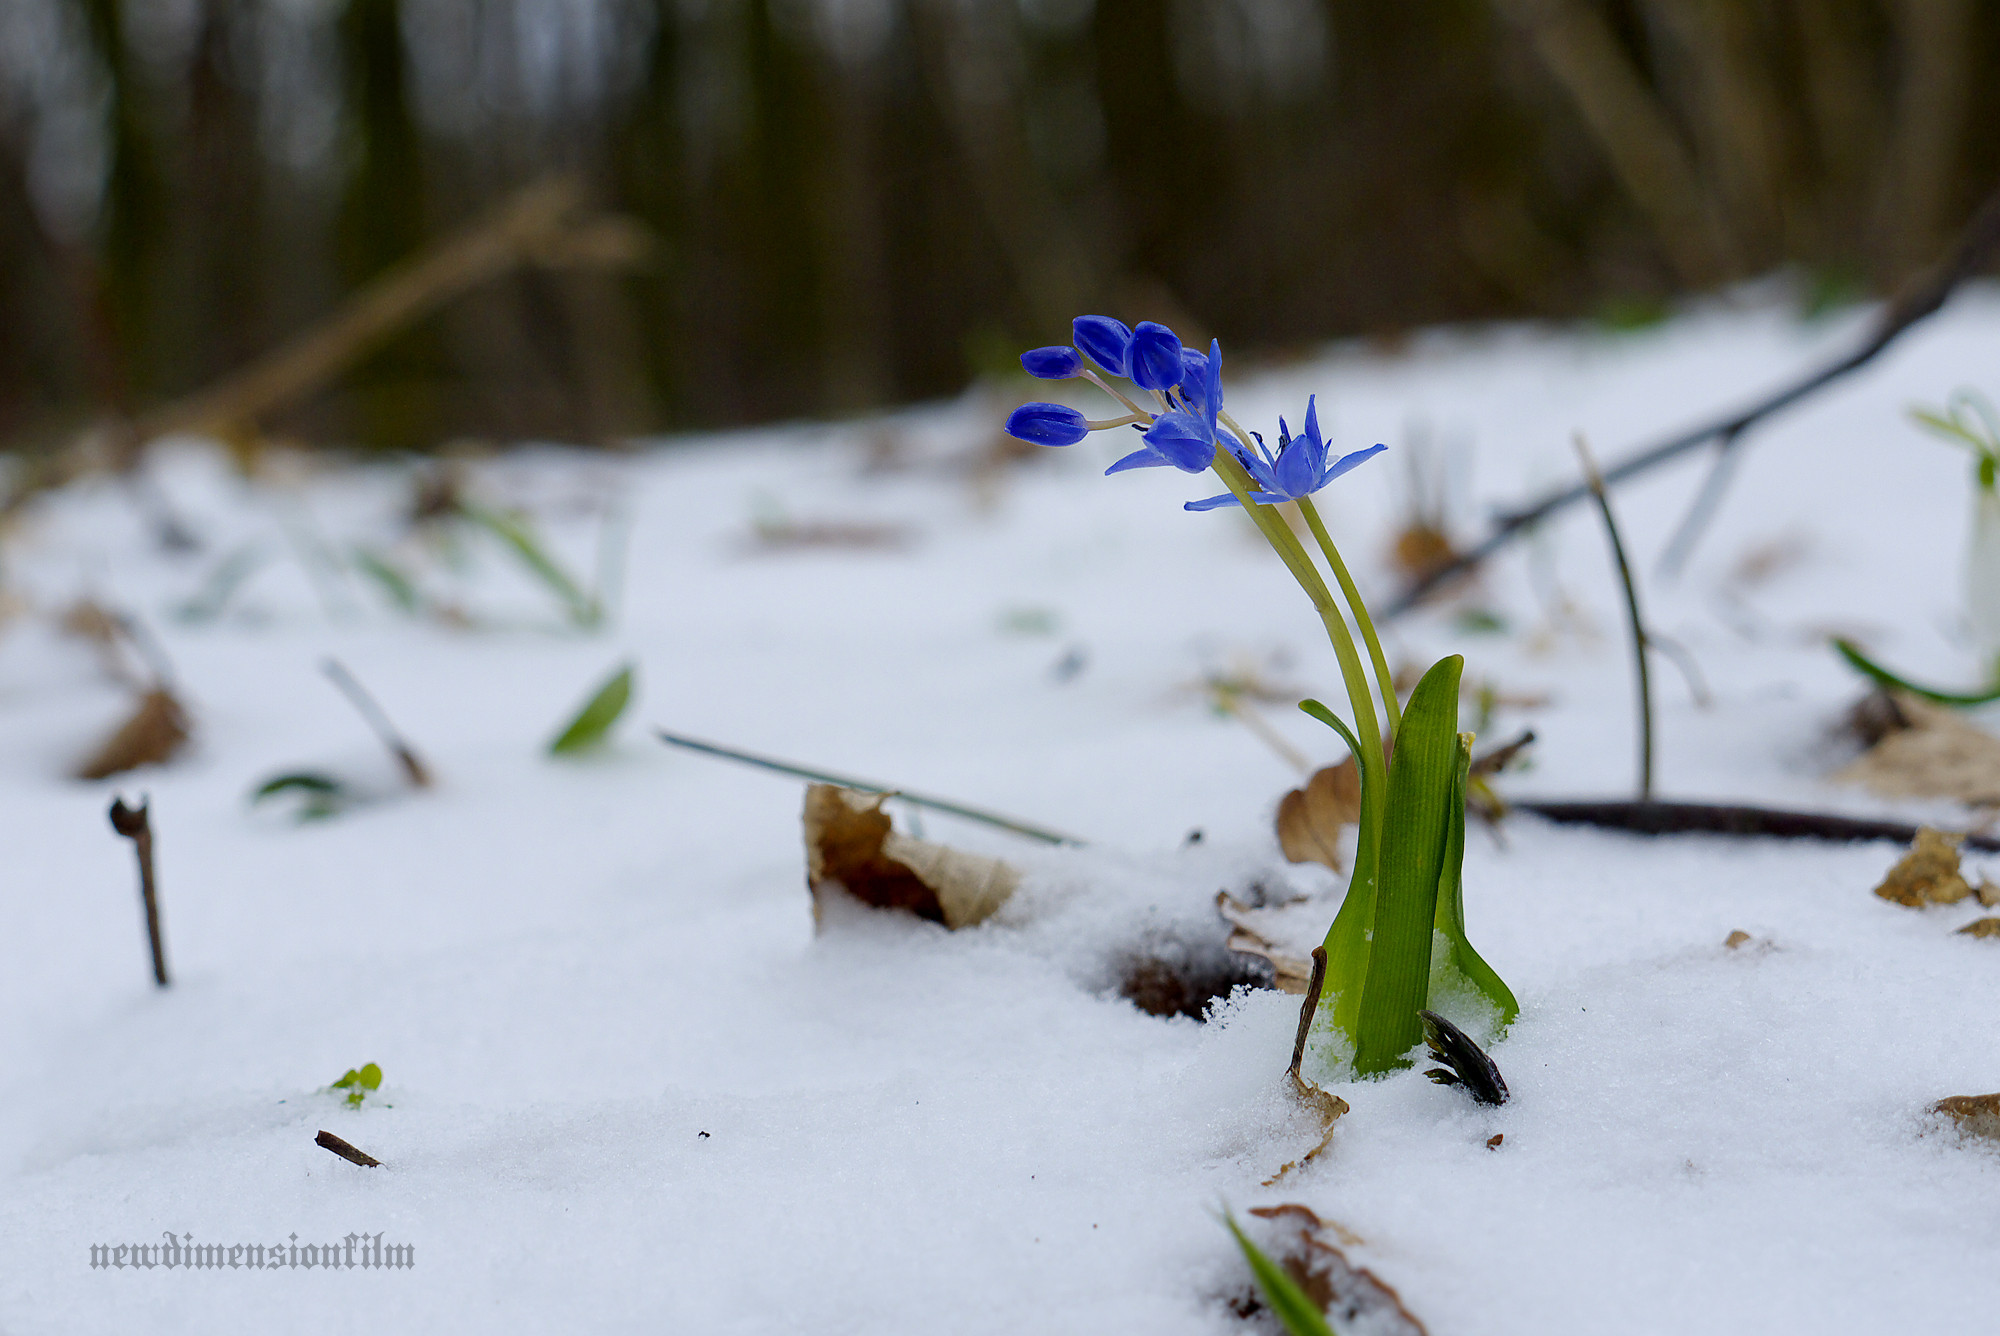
xmin=1575 ymin=435 xmax=1654 ymax=799
xmin=108 ymin=797 xmax=168 ymax=987
xmin=1288 ymin=947 xmax=1329 ymax=1081
xmin=314 ymin=1130 xmax=382 ymax=1168
xmin=1383 ymin=180 xmax=2000 ymax=617
xmin=321 ymin=658 xmax=432 ymax=788
xmin=654 ymin=728 xmax=1083 ymax=846
xmin=1517 ymin=799 xmax=2000 ymax=852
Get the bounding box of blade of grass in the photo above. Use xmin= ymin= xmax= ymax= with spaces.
xmin=549 ymin=662 xmax=635 ymax=754
xmin=655 ymin=728 xmax=1084 ymax=846
xmin=1833 ymin=637 xmax=2000 ymax=706
xmin=458 ymin=501 xmax=602 ymax=628
xmin=1222 ymin=1213 xmax=1338 ymax=1336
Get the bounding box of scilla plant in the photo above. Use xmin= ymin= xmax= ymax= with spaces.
xmin=1007 ymin=316 xmax=1517 ymax=1076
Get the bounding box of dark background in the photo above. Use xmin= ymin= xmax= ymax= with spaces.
xmin=2 ymin=0 xmax=1995 ymax=454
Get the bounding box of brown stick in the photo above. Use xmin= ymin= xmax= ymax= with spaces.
xmin=107 ymin=797 xmax=168 ymax=987
xmin=1384 ymin=179 xmax=2000 ymax=617
xmin=1288 ymin=947 xmax=1329 ymax=1081
xmin=314 ymin=1130 xmax=382 ymax=1168
xmin=322 ymin=658 xmax=432 ymax=789
xmin=123 ymin=176 xmax=649 ymax=452
xmin=1516 ymin=799 xmax=2000 ymax=852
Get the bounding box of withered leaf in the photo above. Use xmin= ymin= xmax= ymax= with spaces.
xmin=803 ymin=784 xmax=1018 ymax=929
xmin=1275 ymin=761 xmax=1362 ymax=872
xmin=1245 ymin=1204 xmax=1429 ymax=1336
xmin=1215 ymin=891 xmax=1313 ymax=994
xmin=1956 ymin=917 xmax=2000 ymax=939
xmin=1873 ymin=826 xmax=1973 ymax=907
xmin=1724 ymin=930 xmax=1753 ymax=949
xmin=75 ymin=689 xmax=191 ymax=781
xmin=1931 ymin=1093 xmax=2000 ymax=1141
xmin=1837 ymin=693 xmax=2000 ymax=805
xmin=1264 ymin=947 xmax=1348 ymax=1186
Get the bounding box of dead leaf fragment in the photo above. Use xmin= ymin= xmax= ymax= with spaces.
xmin=1931 ymin=1093 xmax=2000 ymax=1141
xmin=1837 ymin=693 xmax=2000 ymax=805
xmin=1244 ymin=1204 xmax=1429 ymax=1336
xmin=1215 ymin=892 xmax=1313 ymax=994
xmin=1265 ymin=947 xmax=1348 ymax=1185
xmin=1276 ymin=762 xmax=1361 ymax=872
xmin=803 ymin=784 xmax=1018 ymax=929
xmin=1956 ymin=917 xmax=2000 ymax=938
xmin=1724 ymin=930 xmax=1753 ymax=949
xmin=1873 ymin=826 xmax=1973 ymax=907
xmin=75 ymin=689 xmax=191 ymax=781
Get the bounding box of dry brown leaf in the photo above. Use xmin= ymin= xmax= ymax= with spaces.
xmin=1978 ymin=879 xmax=2000 ymax=909
xmin=1956 ymin=917 xmax=2000 ymax=938
xmin=1276 ymin=762 xmax=1361 ymax=872
xmin=1837 ymin=693 xmax=2000 ymax=805
xmin=803 ymin=784 xmax=1018 ymax=930
xmin=1872 ymin=826 xmax=1973 ymax=907
xmin=1245 ymin=1204 xmax=1429 ymax=1336
xmin=1215 ymin=891 xmax=1313 ymax=994
xmin=1724 ymin=930 xmax=1753 ymax=949
xmin=1264 ymin=947 xmax=1348 ymax=1185
xmin=75 ymin=689 xmax=191 ymax=781
xmin=1931 ymin=1093 xmax=2000 ymax=1141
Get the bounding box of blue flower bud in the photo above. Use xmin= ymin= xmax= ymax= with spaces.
xmin=1006 ymin=402 xmax=1089 ymax=446
xmin=1020 ymin=346 xmax=1082 ymax=379
xmin=1072 ymin=315 xmax=1133 ymax=376
xmin=1128 ymin=321 xmax=1185 ymax=392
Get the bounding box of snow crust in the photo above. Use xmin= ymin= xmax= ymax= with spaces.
xmin=4 ymin=290 xmax=2000 ymax=1332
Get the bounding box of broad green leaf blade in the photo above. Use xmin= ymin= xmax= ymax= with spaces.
xmin=1429 ymin=732 xmax=1519 ymax=1031
xmin=1223 ymin=1214 xmax=1338 ymax=1336
xmin=357 ymin=1063 xmax=382 ymax=1091
xmin=1301 ymin=699 xmax=1381 ymax=1070
xmin=1353 ymin=654 xmax=1463 ymax=1074
xmin=1833 ymin=638 xmax=2000 ymax=706
xmin=548 ymin=663 xmax=636 ymax=755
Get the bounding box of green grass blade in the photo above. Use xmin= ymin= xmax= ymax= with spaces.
xmin=459 ymin=502 xmax=602 ymax=628
xmin=1223 ymin=1214 xmax=1338 ymax=1336
xmin=1833 ymin=637 xmax=2000 ymax=706
xmin=351 ymin=546 xmax=422 ymax=614
xmin=1353 ymin=654 xmax=1462 ymax=1074
xmin=549 ymin=662 xmax=635 ymax=755
xmin=1430 ymin=731 xmax=1519 ymax=1030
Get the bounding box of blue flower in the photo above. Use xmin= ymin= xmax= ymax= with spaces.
xmin=1185 ymin=396 xmax=1385 ymax=510
xmin=1021 ymin=346 xmax=1081 ymax=379
xmin=1128 ymin=321 xmax=1184 ymax=392
xmin=1005 ymin=402 xmax=1090 ymax=446
xmin=1073 ymin=316 xmax=1133 ymax=376
xmin=1108 ymin=339 xmax=1226 ymax=475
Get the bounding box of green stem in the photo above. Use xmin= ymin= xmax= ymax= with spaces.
xmin=1297 ymin=495 xmax=1401 ymax=739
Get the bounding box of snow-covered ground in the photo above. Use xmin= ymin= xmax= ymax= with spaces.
xmin=4 ymin=290 xmax=2000 ymax=1333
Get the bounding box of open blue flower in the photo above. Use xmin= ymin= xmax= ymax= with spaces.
xmin=1185 ymin=396 xmax=1385 ymax=510
xmin=1107 ymin=339 xmax=1226 ymax=475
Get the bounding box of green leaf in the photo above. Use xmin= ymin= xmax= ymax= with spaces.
xmin=1223 ymin=1214 xmax=1338 ymax=1336
xmin=252 ymin=772 xmax=344 ymax=800
xmin=1833 ymin=638 xmax=2000 ymax=707
xmin=330 ymin=1068 xmax=361 ymax=1090
xmin=1429 ymin=732 xmax=1519 ymax=1031
xmin=1301 ymin=698 xmax=1382 ymax=1068
xmin=458 ymin=502 xmax=602 ymax=628
xmin=356 ymin=1063 xmax=382 ymax=1090
xmin=548 ymin=662 xmax=636 ymax=755
xmin=1353 ymin=654 xmax=1463 ymax=1074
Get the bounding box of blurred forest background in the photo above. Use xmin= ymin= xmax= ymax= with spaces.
xmin=1 ymin=0 xmax=1996 ymax=456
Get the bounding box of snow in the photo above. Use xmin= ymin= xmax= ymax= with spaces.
xmin=4 ymin=288 xmax=2000 ymax=1333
